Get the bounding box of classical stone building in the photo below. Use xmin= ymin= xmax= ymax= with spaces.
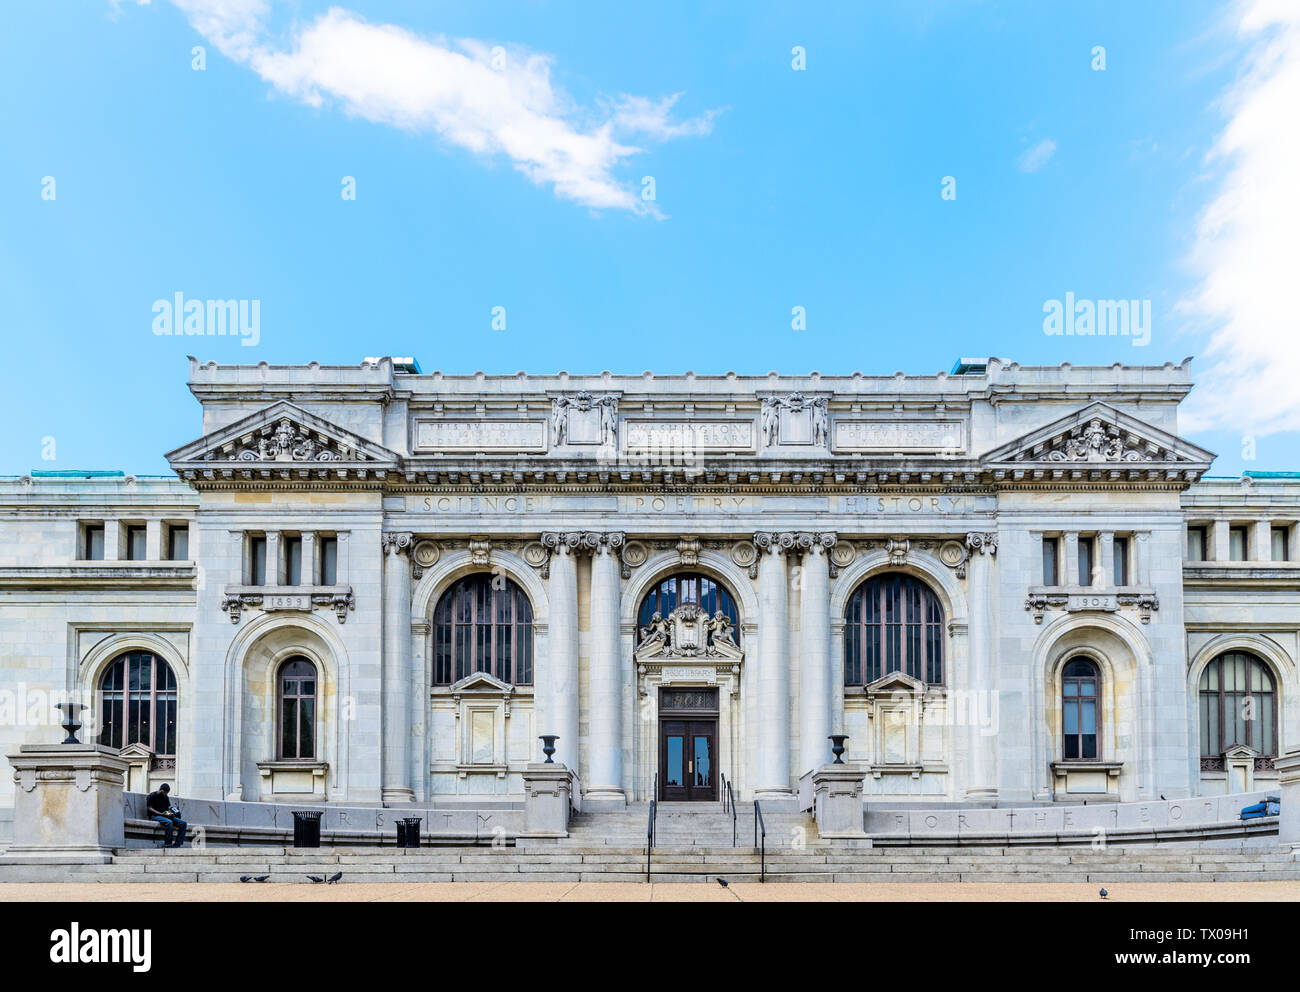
xmin=2 ymin=356 xmax=1298 ymax=840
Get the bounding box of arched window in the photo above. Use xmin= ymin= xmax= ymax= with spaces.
xmin=1062 ymin=657 xmax=1100 ymax=760
xmin=278 ymin=657 xmax=317 ymax=760
xmin=98 ymin=651 xmax=177 ymax=757
xmin=433 ymin=575 xmax=534 ymax=686
xmin=1199 ymin=651 xmax=1276 ymax=759
xmin=637 ymin=572 xmax=741 ymax=644
xmin=844 ymin=573 xmax=944 ymax=686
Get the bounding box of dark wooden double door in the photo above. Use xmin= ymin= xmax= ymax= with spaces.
xmin=658 ymin=688 xmax=718 ymax=802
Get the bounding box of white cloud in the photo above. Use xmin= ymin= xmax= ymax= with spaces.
xmin=1181 ymin=0 xmax=1300 ymax=435
xmin=1018 ymin=138 xmax=1057 ymax=173
xmin=158 ymin=2 xmax=716 ymax=213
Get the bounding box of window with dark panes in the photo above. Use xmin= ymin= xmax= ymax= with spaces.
xmin=166 ymin=524 xmax=189 ymax=561
xmin=636 ymin=572 xmax=740 ymax=644
xmin=248 ymin=535 xmax=267 ymax=585
xmin=1062 ymin=657 xmax=1099 ymax=760
xmin=1077 ymin=537 xmax=1095 ymax=586
xmin=318 ymin=535 xmax=338 ymax=584
xmin=1199 ymin=651 xmax=1276 ymax=758
xmin=1042 ymin=537 xmax=1059 ymax=586
xmin=278 ymin=657 xmax=317 ymax=759
xmin=844 ymin=573 xmax=944 ymax=686
xmin=125 ymin=525 xmax=147 ymax=561
xmin=284 ymin=535 xmax=302 ymax=585
xmin=433 ymin=575 xmax=534 ymax=685
xmin=98 ymin=652 xmax=177 ymax=757
xmin=1113 ymin=536 xmax=1129 ymax=586
xmin=83 ymin=523 xmax=105 ymax=561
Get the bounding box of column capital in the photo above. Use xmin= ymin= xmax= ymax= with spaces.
xmin=794 ymin=531 xmax=837 ymax=554
xmin=753 ymin=530 xmax=797 ymax=554
xmin=965 ymin=531 xmax=998 ymax=556
xmin=541 ymin=530 xmax=626 ymax=554
xmin=382 ymin=531 xmax=414 ymax=557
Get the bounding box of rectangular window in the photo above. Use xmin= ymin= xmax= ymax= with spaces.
xmin=1113 ymin=536 xmax=1129 ymax=586
xmin=1042 ymin=537 xmax=1059 ymax=586
xmin=284 ymin=536 xmax=302 ymax=586
xmin=1077 ymin=537 xmax=1095 ymax=586
xmin=1229 ymin=526 xmax=1248 ymax=562
xmin=166 ymin=525 xmax=189 ymax=561
xmin=82 ymin=523 xmax=105 ymax=561
xmin=318 ymin=536 xmax=338 ymax=584
xmin=1273 ymin=526 xmax=1290 ymax=563
xmin=1187 ymin=526 xmax=1207 ymax=562
xmin=248 ymin=535 xmax=267 ymax=586
xmin=125 ymin=525 xmax=147 ymax=561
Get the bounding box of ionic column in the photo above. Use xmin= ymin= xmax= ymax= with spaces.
xmin=1251 ymin=520 xmax=1271 ymax=562
xmin=798 ymin=532 xmax=835 ymax=775
xmin=755 ymin=531 xmax=794 ymax=797
xmin=265 ymin=532 xmax=280 ymax=587
xmin=1062 ymin=532 xmax=1079 ymax=586
xmin=965 ymin=531 xmax=998 ymax=801
xmin=1098 ymin=532 xmax=1114 ymax=590
xmin=587 ymin=532 xmax=626 ymax=799
xmin=381 ymin=531 xmax=414 ymax=803
xmin=301 ymin=531 xmax=316 ymax=586
xmin=542 ymin=533 xmax=580 ymax=770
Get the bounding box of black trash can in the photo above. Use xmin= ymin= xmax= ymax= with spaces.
xmin=395 ymin=820 xmax=408 ymax=847
xmin=291 ymin=810 xmax=323 ymax=848
xmin=401 ymin=816 xmax=422 ymax=849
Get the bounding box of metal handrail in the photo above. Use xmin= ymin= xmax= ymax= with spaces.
xmin=646 ymin=773 xmax=658 ymax=883
xmin=753 ymin=798 xmax=767 ymax=883
xmin=721 ymin=773 xmax=737 ymax=848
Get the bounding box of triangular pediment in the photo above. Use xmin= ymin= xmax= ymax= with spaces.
xmin=118 ymin=742 xmax=153 ymax=759
xmin=1223 ymin=743 xmax=1260 ymax=759
xmin=981 ymin=402 xmax=1215 ymax=472
xmin=166 ymin=401 xmax=401 ymax=476
xmin=448 ymin=671 xmax=514 ymax=694
xmin=865 ymin=670 xmax=927 ymax=695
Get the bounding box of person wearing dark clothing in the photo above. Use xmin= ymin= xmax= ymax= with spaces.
xmin=146 ymin=784 xmax=187 ymax=847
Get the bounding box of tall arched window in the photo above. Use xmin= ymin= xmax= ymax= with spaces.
xmin=637 ymin=572 xmax=741 ymax=643
xmin=278 ymin=657 xmax=317 ymax=760
xmin=1062 ymin=657 xmax=1100 ymax=760
xmin=98 ymin=651 xmax=177 ymax=757
xmin=433 ymin=575 xmax=534 ymax=686
xmin=844 ymin=573 xmax=944 ymax=686
xmin=1199 ymin=650 xmax=1277 ymax=761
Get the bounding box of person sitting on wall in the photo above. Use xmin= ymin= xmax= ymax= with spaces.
xmin=146 ymin=783 xmax=188 ymax=848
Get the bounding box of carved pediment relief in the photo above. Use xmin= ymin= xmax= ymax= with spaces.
xmin=635 ymin=603 xmax=742 ymax=661
xmin=981 ymin=402 xmax=1214 ymax=472
xmin=166 ymin=401 xmax=401 ymax=477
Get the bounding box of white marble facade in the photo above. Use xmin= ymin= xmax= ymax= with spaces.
xmin=2 ymin=356 xmax=1299 ymax=834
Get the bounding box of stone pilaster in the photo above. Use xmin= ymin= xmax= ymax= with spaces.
xmin=965 ymin=531 xmax=998 ymax=801
xmin=587 ymin=532 xmax=626 ymax=801
xmin=797 ymin=532 xmax=836 ymax=775
xmin=754 ymin=531 xmax=794 ymax=797
xmin=541 ymin=532 xmax=580 ymax=770
xmin=381 ymin=531 xmax=414 ymax=803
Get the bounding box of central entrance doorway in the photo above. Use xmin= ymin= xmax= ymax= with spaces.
xmin=658 ymin=688 xmax=718 ymax=801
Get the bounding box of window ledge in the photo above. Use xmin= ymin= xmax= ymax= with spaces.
xmin=1050 ymin=761 xmax=1122 ymax=776
xmin=257 ymin=760 xmax=328 ymax=773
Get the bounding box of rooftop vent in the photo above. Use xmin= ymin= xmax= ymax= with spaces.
xmin=950 ymin=357 xmax=989 ymax=375
xmin=363 ymin=356 xmax=422 ymax=374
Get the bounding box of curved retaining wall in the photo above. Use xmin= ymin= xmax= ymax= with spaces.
xmin=865 ymin=790 xmax=1278 ymax=845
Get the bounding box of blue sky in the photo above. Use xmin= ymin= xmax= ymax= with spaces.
xmin=2 ymin=0 xmax=1296 ymax=476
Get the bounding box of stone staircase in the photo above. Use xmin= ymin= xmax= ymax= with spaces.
xmin=2 ymin=799 xmax=1297 ymax=883
xmin=558 ymin=802 xmax=821 ymax=850
xmin=3 ymin=839 xmax=1296 ymax=884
